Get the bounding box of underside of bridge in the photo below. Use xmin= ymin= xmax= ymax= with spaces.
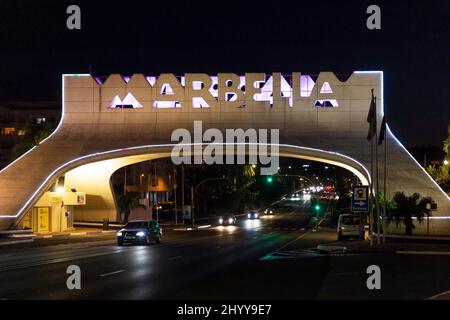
xmin=59 ymin=144 xmax=371 ymax=224
xmin=0 ymin=71 xmax=448 ymax=234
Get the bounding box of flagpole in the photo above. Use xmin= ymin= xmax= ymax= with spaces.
xmin=369 ymin=90 xmax=374 ymax=246
xmin=382 ymin=117 xmax=387 ymax=243
xmin=374 ymin=97 xmax=381 ymax=244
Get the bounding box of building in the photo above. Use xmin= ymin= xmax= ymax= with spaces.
xmin=0 ymin=72 xmax=448 ymax=234
xmin=0 ymin=101 xmax=60 ymax=169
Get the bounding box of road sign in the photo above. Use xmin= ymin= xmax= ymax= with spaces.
xmin=352 ymin=186 xmax=369 ymax=212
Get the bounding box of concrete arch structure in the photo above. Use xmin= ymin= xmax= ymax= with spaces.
xmin=0 ymin=71 xmax=448 ymax=234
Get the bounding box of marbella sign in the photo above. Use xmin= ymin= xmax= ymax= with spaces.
xmin=105 ymin=73 xmax=339 ymax=109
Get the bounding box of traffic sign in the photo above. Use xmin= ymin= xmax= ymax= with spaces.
xmin=351 ymin=186 xmax=369 ymax=212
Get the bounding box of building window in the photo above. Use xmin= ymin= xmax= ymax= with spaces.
xmin=35 ymin=117 xmax=46 ymax=124
xmin=1 ymin=127 xmax=16 ymax=136
xmin=17 ymin=130 xmax=26 ymax=136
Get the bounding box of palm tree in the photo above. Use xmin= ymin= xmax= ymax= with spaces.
xmin=426 ymin=164 xmax=450 ymax=192
xmin=443 ymin=124 xmax=450 ymax=156
xmin=387 ymin=192 xmax=433 ymax=235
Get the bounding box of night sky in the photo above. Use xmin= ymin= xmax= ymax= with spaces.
xmin=0 ymin=0 xmax=448 ymax=147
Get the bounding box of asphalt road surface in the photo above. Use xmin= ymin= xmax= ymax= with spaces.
xmin=1 ymin=201 xmax=450 ymax=300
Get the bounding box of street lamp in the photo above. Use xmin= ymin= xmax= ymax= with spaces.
xmin=191 ymin=177 xmax=227 ymax=226
xmin=444 ymin=159 xmax=449 ymax=166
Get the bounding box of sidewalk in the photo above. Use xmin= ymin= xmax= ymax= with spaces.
xmin=0 ymin=227 xmax=115 ymax=246
xmin=318 ymin=237 xmax=450 ymax=254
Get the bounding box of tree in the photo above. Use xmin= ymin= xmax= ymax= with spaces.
xmin=387 ymin=192 xmax=432 ymax=235
xmin=425 ymin=124 xmax=450 ymax=193
xmin=426 ymin=165 xmax=450 ymax=192
xmin=10 ymin=120 xmax=55 ymax=161
xmin=443 ymin=124 xmax=450 ymax=156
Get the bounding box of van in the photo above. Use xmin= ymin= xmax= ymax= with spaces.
xmin=337 ymin=214 xmax=364 ymax=240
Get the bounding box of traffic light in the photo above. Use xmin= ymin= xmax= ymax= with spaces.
xmin=266 ymin=176 xmax=273 ymax=183
xmin=314 ymin=204 xmax=321 ymax=212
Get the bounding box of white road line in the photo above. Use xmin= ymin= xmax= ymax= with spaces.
xmin=99 ymin=269 xmax=126 ymax=277
xmin=275 ymin=232 xmax=310 ymax=252
xmin=0 ymin=239 xmax=34 ymax=246
xmin=397 ymin=251 xmax=450 ymax=256
xmin=0 ymin=249 xmax=127 ymax=272
xmin=427 ymin=290 xmax=450 ymax=300
xmin=273 ymin=219 xmax=324 ymax=253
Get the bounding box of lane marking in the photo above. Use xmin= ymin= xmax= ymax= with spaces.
xmin=397 ymin=251 xmax=450 ymax=256
xmin=0 ymin=249 xmax=127 ymax=272
xmin=427 ymin=290 xmax=450 ymax=300
xmin=0 ymin=239 xmax=34 ymax=246
xmin=100 ymin=269 xmax=125 ymax=277
xmin=274 ymin=219 xmax=324 ymax=253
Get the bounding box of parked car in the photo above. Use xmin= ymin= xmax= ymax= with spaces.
xmin=337 ymin=214 xmax=364 ymax=240
xmin=117 ymin=220 xmax=162 ymax=245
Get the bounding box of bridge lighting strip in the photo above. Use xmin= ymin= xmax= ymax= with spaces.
xmin=355 ymin=71 xmax=450 ymax=201
xmin=0 ymin=142 xmax=370 ymax=219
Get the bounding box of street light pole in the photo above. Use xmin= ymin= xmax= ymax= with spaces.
xmin=191 ymin=186 xmax=194 ymax=227
xmin=173 ymin=165 xmax=177 ymax=225
xmin=191 ymin=177 xmax=227 ymax=226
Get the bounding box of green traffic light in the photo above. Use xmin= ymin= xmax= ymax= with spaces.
xmin=266 ymin=176 xmax=273 ymax=183
xmin=314 ymin=204 xmax=321 ymax=211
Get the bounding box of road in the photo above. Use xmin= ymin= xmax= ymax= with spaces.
xmin=1 ymin=201 xmax=450 ymax=299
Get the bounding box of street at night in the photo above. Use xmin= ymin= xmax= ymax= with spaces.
xmin=2 ymin=197 xmax=450 ymax=300
xmin=0 ymin=1 xmax=450 ymax=314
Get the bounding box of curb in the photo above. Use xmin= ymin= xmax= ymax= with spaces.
xmin=173 ymin=225 xmax=212 ymax=231
xmin=316 ymin=244 xmax=347 ymax=253
xmin=12 ymin=230 xmax=116 ymax=239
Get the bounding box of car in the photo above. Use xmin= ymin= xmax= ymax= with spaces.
xmin=247 ymin=210 xmax=260 ymax=219
xmin=117 ymin=220 xmax=162 ymax=245
xmin=218 ymin=215 xmax=237 ymax=225
xmin=263 ymin=207 xmax=276 ymax=215
xmin=337 ymin=214 xmax=364 ymax=240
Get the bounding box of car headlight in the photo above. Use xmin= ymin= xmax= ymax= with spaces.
xmin=255 ymin=214 xmax=259 ymax=218
xmin=136 ymin=231 xmax=146 ymax=237
xmin=247 ymin=213 xmax=251 ymax=218
xmin=270 ymin=211 xmax=273 ymax=214
xmin=228 ymin=218 xmax=233 ymax=224
xmin=117 ymin=232 xmax=123 ymax=237
xmin=219 ymin=218 xmax=223 ymax=224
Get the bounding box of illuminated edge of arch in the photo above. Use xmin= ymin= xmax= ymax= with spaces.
xmin=0 ymin=142 xmax=370 ymax=219
xmin=354 ymin=71 xmax=450 ymax=201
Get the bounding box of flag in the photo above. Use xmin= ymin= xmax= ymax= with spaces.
xmin=367 ymin=89 xmax=377 ymax=141
xmin=378 ymin=116 xmax=386 ymax=145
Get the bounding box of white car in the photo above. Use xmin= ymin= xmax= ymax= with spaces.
xmin=337 ymin=214 xmax=364 ymax=240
